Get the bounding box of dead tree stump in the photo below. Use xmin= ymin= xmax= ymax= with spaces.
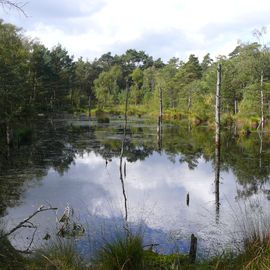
xmin=189 ymin=233 xmax=197 ymax=263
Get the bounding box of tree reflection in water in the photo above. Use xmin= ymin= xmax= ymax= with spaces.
xmin=0 ymin=117 xmax=270 ymax=254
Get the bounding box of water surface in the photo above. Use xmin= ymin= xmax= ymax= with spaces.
xmin=1 ymin=117 xmax=269 ymax=256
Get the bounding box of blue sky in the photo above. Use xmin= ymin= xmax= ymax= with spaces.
xmin=1 ymin=0 xmax=270 ymax=62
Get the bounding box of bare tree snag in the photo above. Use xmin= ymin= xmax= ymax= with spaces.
xmin=88 ymin=95 xmax=91 ymax=118
xmin=260 ymin=70 xmax=264 ymax=130
xmin=6 ymin=121 xmax=12 ymax=146
xmin=157 ymin=86 xmax=163 ymax=150
xmin=189 ymin=234 xmax=197 ymax=263
xmin=119 ymin=79 xmax=129 ymax=234
xmin=215 ymin=64 xmax=221 ymax=223
xmin=215 ymin=64 xmax=221 ymax=147
xmin=1 ymin=205 xmax=57 ymax=239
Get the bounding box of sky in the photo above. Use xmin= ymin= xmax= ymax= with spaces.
xmin=1 ymin=0 xmax=270 ymax=62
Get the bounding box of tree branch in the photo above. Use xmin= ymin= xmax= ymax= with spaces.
xmin=0 ymin=0 xmax=28 ymax=16
xmin=26 ymin=227 xmax=37 ymax=252
xmin=1 ymin=205 xmax=57 ymax=239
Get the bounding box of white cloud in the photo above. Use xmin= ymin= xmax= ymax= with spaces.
xmin=1 ymin=0 xmax=270 ymax=61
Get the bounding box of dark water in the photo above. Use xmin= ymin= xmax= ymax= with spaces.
xmin=0 ymin=117 xmax=269 ymax=256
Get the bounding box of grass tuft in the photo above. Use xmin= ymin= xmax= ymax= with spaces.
xmin=30 ymin=238 xmax=86 ymax=270
xmin=94 ymin=233 xmax=144 ymax=270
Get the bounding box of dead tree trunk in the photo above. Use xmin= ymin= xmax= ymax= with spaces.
xmin=214 ymin=141 xmax=221 ymax=224
xmin=189 ymin=234 xmax=197 ymax=263
xmin=157 ymin=118 xmax=162 ymax=151
xmin=188 ymin=95 xmax=192 ymax=111
xmin=260 ymin=70 xmax=264 ymax=130
xmin=88 ymin=95 xmax=91 ymax=118
xmin=119 ymin=80 xmax=129 ymax=233
xmin=159 ymin=86 xmax=163 ymax=122
xmin=6 ymin=121 xmax=13 ymax=146
xmin=234 ymin=98 xmax=238 ymax=114
xmin=119 ymin=154 xmax=128 ymax=224
xmin=215 ymin=64 xmax=221 ymax=223
xmin=215 ymin=64 xmax=221 ymax=147
xmin=157 ymin=86 xmax=163 ymax=151
xmin=258 ymin=131 xmax=263 ymax=170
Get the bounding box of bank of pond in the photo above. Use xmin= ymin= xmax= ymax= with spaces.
xmin=84 ymin=106 xmax=270 ymax=133
xmin=1 ymin=224 xmax=269 ymax=270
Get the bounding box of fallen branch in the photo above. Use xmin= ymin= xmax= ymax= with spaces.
xmin=1 ymin=205 xmax=57 ymax=239
xmin=25 ymin=227 xmax=37 ymax=252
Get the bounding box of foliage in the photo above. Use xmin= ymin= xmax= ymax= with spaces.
xmin=1 ymin=19 xmax=270 ymax=128
xmin=0 ymin=19 xmax=30 ymax=122
xmin=94 ymin=65 xmax=122 ymax=108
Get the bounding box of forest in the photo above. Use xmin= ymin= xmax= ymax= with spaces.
xmin=1 ymin=19 xmax=270 ymax=133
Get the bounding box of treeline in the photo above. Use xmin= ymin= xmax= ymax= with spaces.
xmin=1 ymin=19 xmax=270 ymax=125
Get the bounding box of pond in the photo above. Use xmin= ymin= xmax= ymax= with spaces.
xmin=0 ymin=116 xmax=269 ymax=257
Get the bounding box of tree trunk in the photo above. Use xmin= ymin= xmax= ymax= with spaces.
xmin=157 ymin=86 xmax=163 ymax=151
xmin=215 ymin=64 xmax=221 ymax=224
xmin=189 ymin=234 xmax=197 ymax=263
xmin=159 ymin=86 xmax=163 ymax=122
xmin=234 ymin=98 xmax=238 ymax=115
xmin=6 ymin=121 xmax=13 ymax=146
xmin=214 ymin=140 xmax=220 ymax=224
xmin=88 ymin=95 xmax=91 ymax=118
xmin=188 ymin=96 xmax=192 ymax=112
xmin=215 ymin=64 xmax=221 ymax=147
xmin=119 ymin=80 xmax=129 ymax=230
xmin=260 ymin=70 xmax=264 ymax=130
xmin=258 ymin=131 xmax=263 ymax=170
xmin=157 ymin=116 xmax=162 ymax=151
xmin=33 ymin=75 xmax=37 ymax=102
